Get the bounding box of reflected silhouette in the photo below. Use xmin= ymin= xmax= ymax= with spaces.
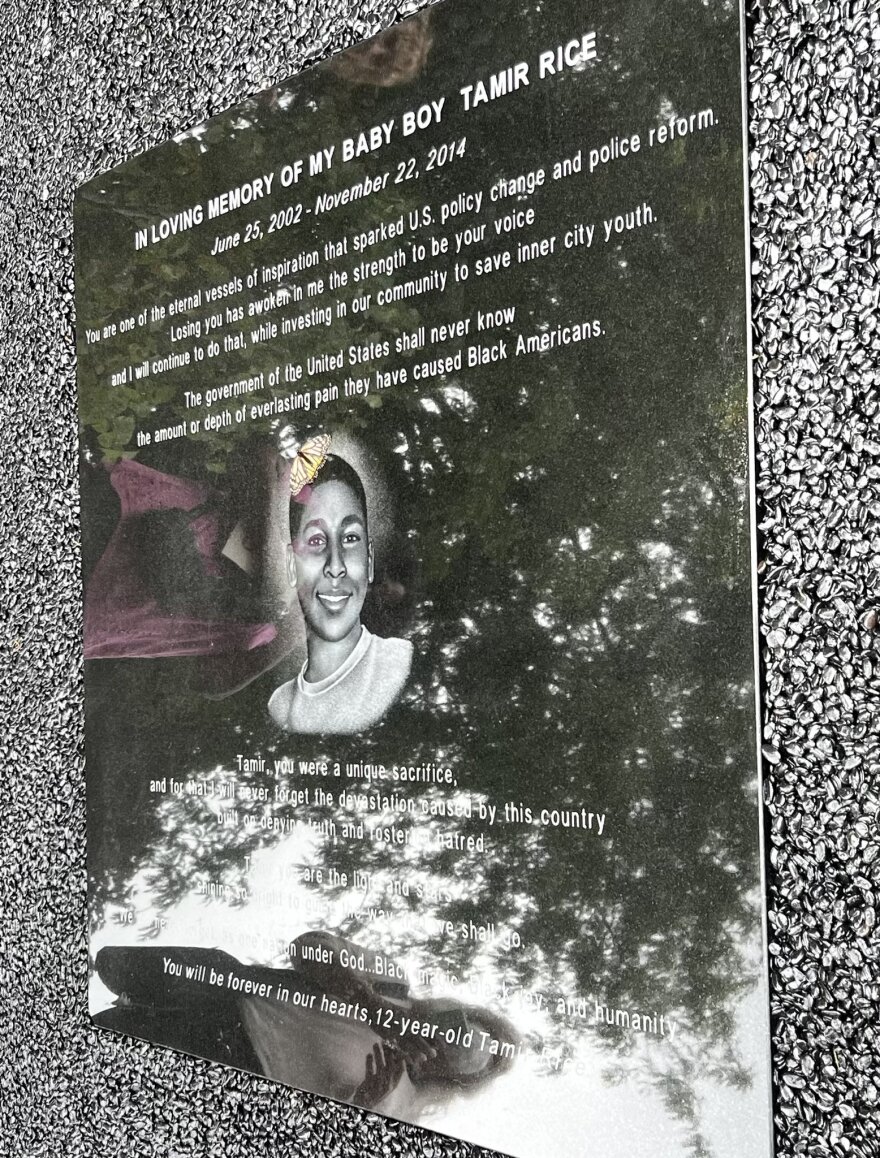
xmin=94 ymin=932 xmax=518 ymax=1116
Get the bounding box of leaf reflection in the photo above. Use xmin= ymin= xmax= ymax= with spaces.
xmin=82 ymin=0 xmax=762 ymax=1152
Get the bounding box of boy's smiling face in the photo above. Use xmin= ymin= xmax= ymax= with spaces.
xmin=292 ymin=479 xmax=373 ymax=645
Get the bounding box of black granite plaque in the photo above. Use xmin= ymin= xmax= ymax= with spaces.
xmin=76 ymin=2 xmax=771 ymax=1154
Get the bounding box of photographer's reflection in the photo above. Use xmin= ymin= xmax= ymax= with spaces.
xmin=93 ymin=932 xmax=518 ymax=1118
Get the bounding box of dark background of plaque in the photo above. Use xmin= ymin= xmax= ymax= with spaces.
xmin=76 ymin=1 xmax=766 ymax=1153
xmin=0 ymin=4 xmax=875 ymax=1158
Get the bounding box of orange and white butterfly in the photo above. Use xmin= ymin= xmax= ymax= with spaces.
xmin=289 ymin=433 xmax=331 ymax=496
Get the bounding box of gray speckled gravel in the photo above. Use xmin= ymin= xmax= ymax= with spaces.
xmin=1 ymin=0 xmax=876 ymax=1155
xmin=750 ymin=1 xmax=880 ymax=1154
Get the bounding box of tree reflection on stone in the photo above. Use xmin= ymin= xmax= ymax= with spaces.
xmin=82 ymin=0 xmax=761 ymax=1153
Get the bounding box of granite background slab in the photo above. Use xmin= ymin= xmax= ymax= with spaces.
xmin=1 ymin=0 xmax=877 ymax=1154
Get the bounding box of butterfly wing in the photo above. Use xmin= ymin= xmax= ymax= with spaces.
xmin=290 ymin=433 xmax=331 ymax=496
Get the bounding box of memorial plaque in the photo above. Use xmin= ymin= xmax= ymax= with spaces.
xmin=76 ymin=1 xmax=772 ymax=1154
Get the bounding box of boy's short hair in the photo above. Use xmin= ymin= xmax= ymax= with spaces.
xmin=289 ymin=454 xmax=368 ymax=538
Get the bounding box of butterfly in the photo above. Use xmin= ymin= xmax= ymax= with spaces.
xmin=289 ymin=433 xmax=331 ymax=496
